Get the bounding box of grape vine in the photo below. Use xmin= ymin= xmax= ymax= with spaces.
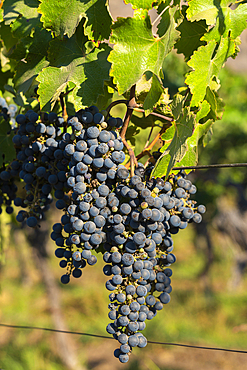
xmin=0 ymin=0 xmax=246 ymax=365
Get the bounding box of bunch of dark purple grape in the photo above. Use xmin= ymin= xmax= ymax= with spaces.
xmin=1 ymin=103 xmax=206 ymax=364
xmin=100 ymin=171 xmax=205 ymax=363
xmin=10 ymin=110 xmax=67 ymax=227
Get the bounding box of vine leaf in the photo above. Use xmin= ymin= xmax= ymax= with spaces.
xmin=38 ymin=0 xmax=111 ymax=40
xmin=143 ymin=74 xmax=165 ymax=115
xmin=83 ymin=0 xmax=112 ymax=42
xmin=108 ymin=7 xmax=180 ymax=95
xmin=170 ymin=93 xmax=185 ymax=120
xmin=14 ymin=28 xmax=52 ymax=95
xmin=37 ymin=26 xmax=111 ymax=110
xmin=135 ymin=71 xmax=152 ymax=101
xmin=0 ymin=23 xmax=19 ymax=54
xmin=0 ymin=70 xmax=13 ymax=94
xmin=126 ymin=125 xmax=140 ymax=146
xmin=3 ymin=0 xmax=40 ymax=38
xmin=187 ymin=0 xmax=227 ymax=25
xmin=196 ymin=100 xmax=211 ymax=122
xmin=175 ymin=11 xmax=207 ymax=61
xmin=187 ymin=0 xmax=246 ymax=29
xmin=0 ymin=119 xmax=15 ymax=167
xmin=202 ymin=3 xmax=247 ymax=43
xmin=152 ymin=106 xmax=195 ymax=179
xmin=131 ymin=112 xmax=163 ymax=129
xmin=124 ymin=0 xmax=163 ymax=9
xmin=172 ymin=119 xmax=213 ymax=174
xmin=185 ymin=38 xmax=234 ymax=107
xmin=38 ymin=0 xmax=86 ymax=37
xmin=204 ymin=87 xmax=225 ymax=121
xmin=96 ymin=83 xmax=113 ymax=111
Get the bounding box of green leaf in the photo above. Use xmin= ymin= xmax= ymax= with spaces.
xmin=131 ymin=112 xmax=161 ymax=129
xmin=38 ymin=0 xmax=111 ymax=39
xmin=0 ymin=119 xmax=15 ymax=167
xmin=204 ymin=86 xmax=225 ymax=121
xmin=96 ymin=83 xmax=113 ymax=111
xmin=152 ymin=106 xmax=195 ymax=178
xmin=170 ymin=93 xmax=186 ymax=120
xmin=157 ymin=4 xmax=180 ymax=37
xmin=143 ymin=74 xmax=164 ymax=114
xmin=134 ymin=72 xmax=153 ymax=104
xmin=187 ymin=0 xmax=230 ymax=25
xmin=172 ymin=119 xmax=213 ymax=173
xmin=3 ymin=0 xmax=40 ymax=38
xmin=84 ymin=0 xmax=112 ymax=42
xmin=48 ymin=20 xmax=88 ymax=66
xmin=13 ymin=28 xmax=52 ymax=94
xmin=108 ymin=8 xmax=180 ymax=94
xmin=38 ymin=0 xmax=84 ymax=37
xmin=124 ymin=0 xmax=163 ymax=9
xmin=37 ymin=31 xmax=111 ymax=110
xmin=185 ymin=38 xmax=234 ymax=107
xmin=175 ymin=13 xmax=207 ymax=61
xmin=0 ymin=23 xmax=19 ymax=53
xmin=161 ymin=124 xmax=175 ymax=142
xmin=126 ymin=124 xmax=140 ymax=146
xmin=0 ymin=70 xmax=13 ymax=94
xmin=196 ymin=100 xmax=211 ymax=122
xmin=202 ymin=3 xmax=247 ymax=43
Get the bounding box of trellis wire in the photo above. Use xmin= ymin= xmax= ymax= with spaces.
xmin=0 ymin=323 xmax=247 ymax=354
xmin=173 ymin=163 xmax=247 ymax=170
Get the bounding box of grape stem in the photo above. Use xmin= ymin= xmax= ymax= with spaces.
xmin=125 ymin=124 xmax=169 ymax=169
xmin=122 ymin=137 xmax=138 ymax=176
xmin=133 ymin=108 xmax=173 ymax=122
xmin=61 ymin=87 xmax=75 ymax=97
xmin=59 ymin=95 xmax=68 ymax=132
xmin=120 ymin=85 xmax=136 ymax=140
xmin=118 ymin=85 xmax=138 ymax=177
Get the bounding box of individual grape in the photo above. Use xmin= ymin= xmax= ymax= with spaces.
xmin=90 ymin=233 xmax=102 ymax=246
xmin=133 ymin=232 xmax=146 ymax=245
xmin=175 ymin=187 xmax=186 ymax=198
xmin=182 ymin=207 xmax=194 ymax=219
xmin=61 ymin=275 xmax=70 ymax=284
xmin=192 ymin=213 xmax=202 ymax=223
xmin=128 ymin=335 xmax=139 ymax=347
xmin=170 ymin=215 xmax=181 ymax=227
xmin=197 ymin=205 xmax=206 ymax=214
xmin=72 ymin=269 xmax=82 ymax=278
xmin=112 ymin=274 xmax=123 ymax=285
xmin=26 ymin=216 xmax=38 ymax=227
xmin=117 ymin=168 xmax=129 ymax=180
xmin=159 ymin=292 xmax=171 ymax=304
xmin=60 ymin=260 xmax=67 ymax=268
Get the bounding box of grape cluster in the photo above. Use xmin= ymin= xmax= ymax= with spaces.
xmin=49 ymin=110 xmax=127 ymax=282
xmin=1 ymin=102 xmax=206 ymax=363
xmin=100 ymin=171 xmax=205 ymax=362
xmin=11 ymin=110 xmax=67 ymax=227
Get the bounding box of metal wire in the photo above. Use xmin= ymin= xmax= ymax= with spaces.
xmin=1 ymin=323 xmax=247 ymax=354
xmin=173 ymin=163 xmax=247 ymax=170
